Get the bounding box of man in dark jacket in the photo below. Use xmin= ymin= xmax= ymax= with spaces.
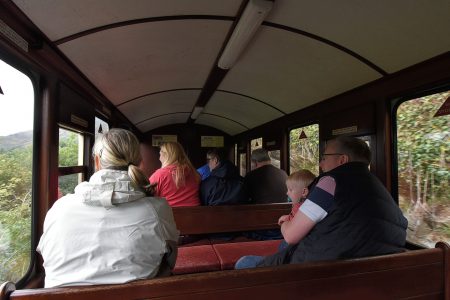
xmin=200 ymin=149 xmax=246 ymax=206
xmin=235 ymin=136 xmax=408 ymax=269
xmin=244 ymin=148 xmax=288 ymax=204
xmin=241 ymin=148 xmax=287 ymax=240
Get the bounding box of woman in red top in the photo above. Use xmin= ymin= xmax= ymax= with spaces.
xmin=149 ymin=142 xmax=201 ymax=207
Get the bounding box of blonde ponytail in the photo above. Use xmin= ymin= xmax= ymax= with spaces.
xmin=93 ymin=128 xmax=153 ymax=195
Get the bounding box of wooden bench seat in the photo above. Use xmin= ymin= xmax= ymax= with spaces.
xmin=174 ymin=240 xmax=282 ymax=274
xmin=2 ymin=242 xmax=448 ymax=300
xmin=178 ymin=235 xmax=257 ymax=248
xmin=172 ymin=203 xmax=291 ymax=235
xmin=173 ymin=245 xmax=221 ymax=274
xmin=212 ymin=240 xmax=281 ymax=270
xmin=172 ymin=204 xmax=288 ymax=274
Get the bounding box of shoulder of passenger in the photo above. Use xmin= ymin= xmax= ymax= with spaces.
xmin=316 ymin=176 xmax=336 ymax=190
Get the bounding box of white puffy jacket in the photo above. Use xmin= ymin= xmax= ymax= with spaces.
xmin=37 ymin=169 xmax=179 ymax=287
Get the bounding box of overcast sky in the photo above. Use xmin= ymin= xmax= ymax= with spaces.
xmin=0 ymin=59 xmax=34 ymax=136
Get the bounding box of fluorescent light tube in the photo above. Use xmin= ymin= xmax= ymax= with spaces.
xmin=218 ymin=0 xmax=273 ymax=69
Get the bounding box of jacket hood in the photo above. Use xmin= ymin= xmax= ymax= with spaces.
xmin=75 ymin=169 xmax=146 ymax=208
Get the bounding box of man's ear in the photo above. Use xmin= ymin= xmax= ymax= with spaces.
xmin=340 ymin=154 xmax=349 ymax=165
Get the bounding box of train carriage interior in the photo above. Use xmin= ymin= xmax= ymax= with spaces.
xmin=0 ymin=0 xmax=449 ymax=298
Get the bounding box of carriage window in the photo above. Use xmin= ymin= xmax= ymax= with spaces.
xmin=0 ymin=59 xmax=34 ymax=283
xmin=58 ymin=128 xmax=85 ymax=199
xmin=396 ymin=90 xmax=450 ymax=248
xmin=58 ymin=173 xmax=82 ymax=198
xmin=250 ymin=137 xmax=262 ymax=152
xmin=268 ymin=150 xmax=281 ymax=169
xmin=240 ymin=153 xmax=247 ymax=176
xmin=59 ymin=128 xmax=83 ymax=167
xmin=357 ymin=135 xmax=372 ymax=169
xmin=250 ymin=138 xmax=262 ymax=170
xmin=289 ymin=124 xmax=319 ymax=175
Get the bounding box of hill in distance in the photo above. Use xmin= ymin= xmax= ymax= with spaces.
xmin=0 ymin=131 xmax=33 ymax=151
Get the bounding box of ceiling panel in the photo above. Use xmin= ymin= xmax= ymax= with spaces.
xmin=196 ymin=114 xmax=248 ymax=136
xmin=136 ymin=113 xmax=190 ymax=133
xmin=12 ymin=0 xmax=241 ymax=41
xmin=58 ymin=20 xmax=231 ymax=105
xmin=119 ymin=89 xmax=200 ymax=125
xmin=9 ymin=0 xmax=449 ymax=136
xmin=219 ymin=26 xmax=381 ymax=114
xmin=205 ymin=91 xmax=284 ymax=129
xmin=266 ymin=0 xmax=450 ymax=73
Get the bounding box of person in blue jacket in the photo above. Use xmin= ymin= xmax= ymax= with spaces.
xmin=200 ymin=148 xmax=246 ymax=206
xmin=197 ymin=163 xmax=211 ymax=181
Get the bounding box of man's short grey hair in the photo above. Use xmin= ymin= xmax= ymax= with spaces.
xmin=330 ymin=136 xmax=371 ymax=165
xmin=251 ymin=148 xmax=271 ymax=163
xmin=207 ymin=148 xmax=223 ymax=162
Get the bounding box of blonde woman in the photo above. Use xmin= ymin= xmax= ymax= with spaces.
xmin=37 ymin=129 xmax=179 ymax=287
xmin=150 ymin=142 xmax=201 ymax=206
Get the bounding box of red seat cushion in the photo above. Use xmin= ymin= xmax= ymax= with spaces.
xmin=213 ymin=240 xmax=282 ymax=270
xmin=173 ymin=245 xmax=220 ymax=275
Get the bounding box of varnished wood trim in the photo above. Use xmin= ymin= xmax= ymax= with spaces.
xmin=0 ymin=281 xmax=15 ymax=300
xmin=54 ymin=16 xmax=235 ymax=45
xmin=117 ymin=88 xmax=201 ymax=107
xmin=436 ymin=242 xmax=450 ymax=300
xmin=263 ymin=21 xmax=388 ymax=76
xmin=58 ymin=166 xmax=86 ymax=176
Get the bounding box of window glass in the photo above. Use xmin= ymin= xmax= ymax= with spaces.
xmin=357 ymin=135 xmax=371 ymax=169
xmin=268 ymin=150 xmax=281 ymax=169
xmin=250 ymin=138 xmax=262 ymax=153
xmin=396 ymin=90 xmax=450 ymax=247
xmin=59 ymin=128 xmax=84 ymax=167
xmin=357 ymin=136 xmax=371 ymax=149
xmin=240 ymin=153 xmax=246 ymax=176
xmin=289 ymin=124 xmax=319 ymax=175
xmin=250 ymin=138 xmax=262 ymax=170
xmin=234 ymin=144 xmax=238 ymax=166
xmin=0 ymin=59 xmax=34 ymax=282
xmin=58 ymin=173 xmax=83 ymax=198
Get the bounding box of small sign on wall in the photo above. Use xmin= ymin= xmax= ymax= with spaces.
xmin=152 ymin=135 xmax=177 ymax=146
xmin=201 ymin=136 xmax=224 ymax=147
xmin=332 ymin=125 xmax=358 ymax=136
xmin=71 ymin=114 xmax=88 ymax=128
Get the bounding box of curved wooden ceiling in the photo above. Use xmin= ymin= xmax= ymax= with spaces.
xmin=12 ymin=0 xmax=450 ymax=135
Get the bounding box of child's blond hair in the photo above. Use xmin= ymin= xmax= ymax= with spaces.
xmin=287 ymin=169 xmax=316 ymax=188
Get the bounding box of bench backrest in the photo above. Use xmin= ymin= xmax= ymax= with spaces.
xmin=172 ymin=203 xmax=291 ymax=235
xmin=4 ymin=243 xmax=449 ymax=300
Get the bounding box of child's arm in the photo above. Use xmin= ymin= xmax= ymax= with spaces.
xmin=281 ymin=210 xmax=315 ymax=244
xmin=290 ymin=202 xmax=302 ymax=217
xmin=278 ymin=214 xmax=290 ymax=225
xmin=280 ymin=201 xmax=303 ymax=225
